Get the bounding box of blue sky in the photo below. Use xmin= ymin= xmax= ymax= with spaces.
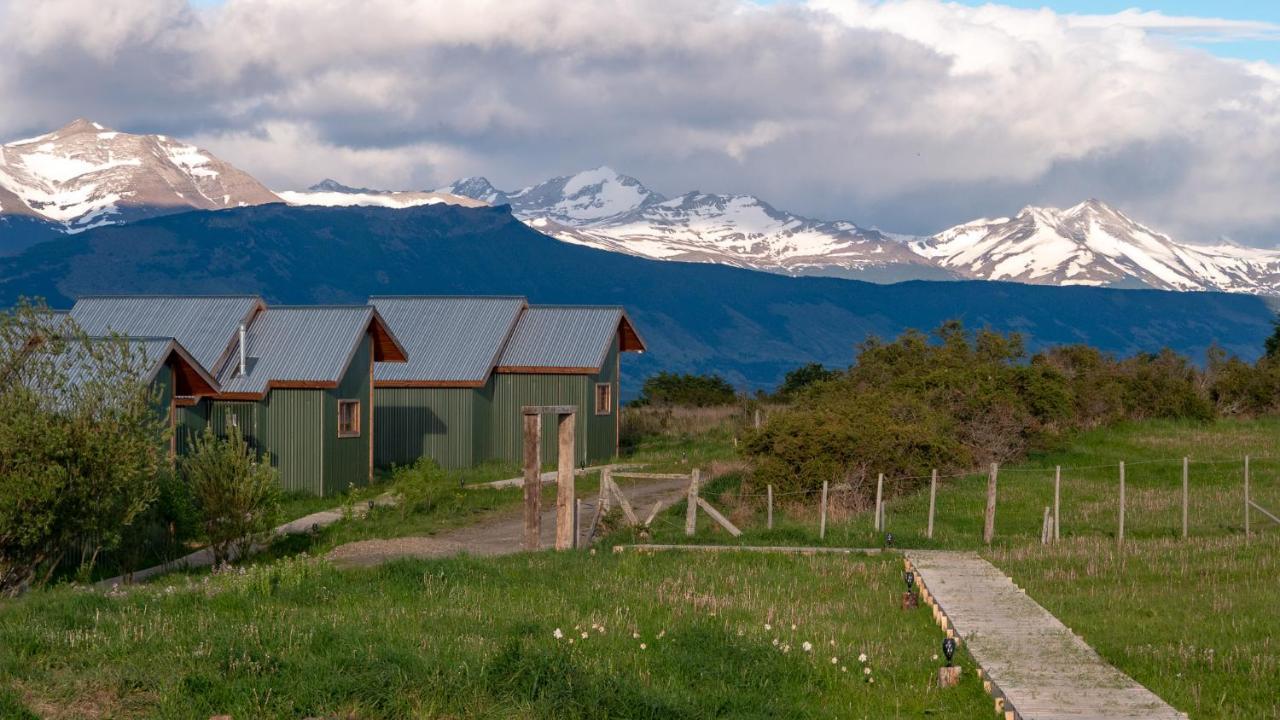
xmin=950 ymin=1 xmax=1280 ymax=60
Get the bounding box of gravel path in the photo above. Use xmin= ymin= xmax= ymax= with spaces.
xmin=327 ymin=477 xmax=689 ymax=568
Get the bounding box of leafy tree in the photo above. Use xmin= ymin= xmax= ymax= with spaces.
xmin=1265 ymin=316 xmax=1280 ymax=359
xmin=183 ymin=426 xmax=281 ymax=567
xmin=776 ymin=362 xmax=839 ymax=398
xmin=634 ymin=371 xmax=738 ymax=407
xmin=0 ymin=300 xmax=168 ymax=594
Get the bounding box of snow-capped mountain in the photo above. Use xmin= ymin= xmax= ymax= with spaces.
xmin=916 ymin=200 xmax=1280 ymax=294
xmin=279 ymin=179 xmax=484 ymax=210
xmin=439 ymin=167 xmax=934 ymax=277
xmin=0 ymin=119 xmax=279 ymax=232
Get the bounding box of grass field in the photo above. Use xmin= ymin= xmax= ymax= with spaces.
xmin=0 ymin=552 xmax=990 ymax=719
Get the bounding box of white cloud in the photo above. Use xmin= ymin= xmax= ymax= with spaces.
xmin=1 ymin=0 xmax=1279 ymax=244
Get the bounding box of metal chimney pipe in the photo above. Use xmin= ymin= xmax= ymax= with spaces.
xmin=238 ymin=323 xmax=247 ymax=377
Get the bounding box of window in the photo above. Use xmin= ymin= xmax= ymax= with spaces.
xmin=337 ymin=399 xmax=361 ymax=437
xmin=594 ymin=383 xmax=612 ymax=415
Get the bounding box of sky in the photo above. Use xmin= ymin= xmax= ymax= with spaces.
xmin=2 ymin=0 xmax=1280 ymax=245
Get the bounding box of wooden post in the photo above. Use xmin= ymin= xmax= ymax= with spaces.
xmin=685 ymin=468 xmax=700 ymax=536
xmin=1118 ymin=461 xmax=1125 ymax=546
xmin=1244 ymin=455 xmax=1251 ymax=540
xmin=767 ymin=484 xmax=774 ymax=530
xmin=522 ymin=412 xmax=542 ymax=551
xmin=1182 ymin=457 xmax=1189 ymax=539
xmin=936 ymin=666 xmax=961 ymax=688
xmin=983 ymin=463 xmax=998 ymax=545
xmin=875 ymin=473 xmax=884 ymax=532
xmin=574 ymin=498 xmax=581 ymax=549
xmin=555 ymin=412 xmax=576 ymax=551
xmin=754 ymin=408 xmax=761 ymax=429
xmin=1041 ymin=507 xmax=1051 ymax=545
xmin=927 ymin=469 xmax=937 ymax=540
xmin=819 ymin=480 xmax=829 ymax=540
xmin=1053 ymin=465 xmax=1061 ymax=542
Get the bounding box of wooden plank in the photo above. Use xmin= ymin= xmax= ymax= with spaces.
xmin=555 ymin=412 xmax=576 ymax=551
xmin=908 ymin=550 xmax=1187 ymax=720
xmin=643 ymin=498 xmax=670 ymax=527
xmin=611 ymin=472 xmax=693 ymax=480
xmin=697 ymin=497 xmax=743 ymax=537
xmin=1053 ymin=465 xmax=1061 ymax=542
xmin=616 ymin=544 xmax=881 ymax=555
xmin=522 ymin=404 xmax=577 ymax=416
xmin=685 ymin=468 xmax=700 ymax=536
xmin=983 ymin=463 xmax=998 ymax=545
xmin=1244 ymin=455 xmax=1251 ymax=539
xmin=522 ymin=413 xmax=541 ymax=551
xmin=610 ymin=477 xmax=639 ymax=526
xmin=1248 ymin=499 xmax=1280 ymax=525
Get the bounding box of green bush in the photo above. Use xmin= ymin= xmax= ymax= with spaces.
xmin=633 ymin=371 xmax=737 ymax=407
xmin=391 ymin=458 xmax=467 ymax=518
xmin=183 ymin=426 xmax=281 ymax=567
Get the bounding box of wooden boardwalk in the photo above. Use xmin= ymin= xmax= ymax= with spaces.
xmin=906 ymin=550 xmax=1186 ymax=720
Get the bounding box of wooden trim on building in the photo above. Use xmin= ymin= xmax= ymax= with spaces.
xmin=368 ymin=336 xmax=374 ymax=483
xmin=373 ymin=379 xmax=487 ymax=389
xmin=495 ymin=365 xmax=601 ymax=375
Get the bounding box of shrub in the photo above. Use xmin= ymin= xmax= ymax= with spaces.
xmin=633 ymin=371 xmax=737 ymax=407
xmin=0 ymin=300 xmax=169 ymax=594
xmin=775 ymin=362 xmax=840 ymax=398
xmin=391 ymin=457 xmax=466 ymax=518
xmin=183 ymin=426 xmax=281 ymax=567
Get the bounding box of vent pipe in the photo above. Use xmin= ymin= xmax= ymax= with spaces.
xmin=238 ymin=323 xmax=247 ymax=377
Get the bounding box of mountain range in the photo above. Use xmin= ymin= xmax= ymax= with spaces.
xmin=0 ymin=202 xmax=1272 ymax=392
xmin=5 ymin=120 xmax=1280 ymax=296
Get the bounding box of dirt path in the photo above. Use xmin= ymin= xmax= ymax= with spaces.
xmin=327 ymin=477 xmax=689 ymax=568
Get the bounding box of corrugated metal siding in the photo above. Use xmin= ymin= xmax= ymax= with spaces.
xmin=496 ymin=306 xmax=622 ymax=369
xmin=69 ymin=296 xmax=259 ymax=372
xmin=218 ymin=306 xmax=373 ymax=394
xmin=373 ymin=387 xmax=477 ymax=469
xmin=208 ymin=400 xmax=261 ymax=450
xmin=488 ymin=373 xmax=591 ymax=467
xmin=322 ymin=336 xmax=371 ymax=496
xmin=369 ymin=296 xmax=525 ymax=383
xmin=175 ymin=401 xmax=208 ymax=456
xmin=587 ymin=337 xmax=620 ymax=462
xmin=260 ymin=389 xmax=325 ymax=495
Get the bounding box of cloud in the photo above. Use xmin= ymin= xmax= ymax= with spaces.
xmin=1 ymin=0 xmax=1279 ymax=244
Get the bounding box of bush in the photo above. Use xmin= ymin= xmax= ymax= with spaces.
xmin=391 ymin=457 xmax=465 ymax=517
xmin=633 ymin=372 xmax=737 ymax=407
xmin=775 ymin=363 xmax=839 ymax=398
xmin=183 ymin=426 xmax=281 ymax=567
xmin=0 ymin=300 xmax=169 ymax=594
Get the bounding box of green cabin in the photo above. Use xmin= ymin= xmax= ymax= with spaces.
xmin=69 ymin=296 xmax=407 ymax=496
xmin=370 ymin=296 xmax=646 ymax=470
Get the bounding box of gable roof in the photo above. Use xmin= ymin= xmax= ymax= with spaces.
xmin=495 ymin=306 xmax=645 ymax=373
xmin=57 ymin=336 xmax=218 ymax=398
xmin=216 ymin=305 xmax=406 ymax=398
xmin=69 ymin=295 xmax=263 ymax=374
xmin=369 ymin=296 xmax=526 ymax=386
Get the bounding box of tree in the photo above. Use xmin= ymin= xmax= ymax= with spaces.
xmin=0 ymin=300 xmax=168 ymax=594
xmin=1265 ymin=315 xmax=1280 ymax=359
xmin=634 ymin=371 xmax=738 ymax=407
xmin=776 ymin=362 xmax=839 ymax=398
xmin=183 ymin=426 xmax=281 ymax=567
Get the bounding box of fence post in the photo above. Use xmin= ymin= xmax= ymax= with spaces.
xmin=820 ymin=481 xmax=829 ymax=540
xmin=927 ymin=469 xmax=937 ymax=540
xmin=685 ymin=468 xmax=701 ymax=537
xmin=1244 ymin=455 xmax=1251 ymax=540
xmin=767 ymin=484 xmax=774 ymax=530
xmin=1041 ymin=506 xmax=1051 ymax=545
xmin=754 ymin=409 xmax=761 ymax=429
xmin=983 ymin=463 xmax=998 ymax=545
xmin=1118 ymin=461 xmax=1125 ymax=546
xmin=1053 ymin=465 xmax=1061 ymax=542
xmin=522 ymin=412 xmax=542 ymax=551
xmin=1182 ymin=457 xmax=1189 ymax=540
xmin=875 ymin=473 xmax=885 ymax=532
xmin=574 ymin=498 xmax=582 ymax=549
xmin=555 ymin=412 xmax=576 ymax=551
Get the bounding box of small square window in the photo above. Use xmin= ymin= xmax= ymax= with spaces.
xmin=338 ymin=399 xmax=361 ymax=437
xmin=594 ymin=383 xmax=612 ymax=415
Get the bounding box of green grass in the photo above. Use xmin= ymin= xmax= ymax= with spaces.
xmin=632 ymin=417 xmax=1280 ymax=719
xmin=0 ymin=551 xmax=990 ymax=718
xmin=991 ymin=534 xmax=1280 ymax=720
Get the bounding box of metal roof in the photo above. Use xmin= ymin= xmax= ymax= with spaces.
xmin=216 ymin=305 xmax=377 ymax=395
xmin=54 ymin=336 xmax=216 ymax=396
xmin=69 ymin=295 xmax=262 ymax=374
xmin=496 ymin=306 xmax=627 ymax=371
xmin=369 ymin=296 xmax=526 ymax=383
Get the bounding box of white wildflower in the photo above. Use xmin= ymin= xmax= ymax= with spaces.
xmin=863 ymin=666 xmax=871 ymax=675
xmin=639 ymin=643 xmax=647 ymax=650
xmin=802 ymin=641 xmax=813 ymax=652
xmin=633 ymin=632 xmax=641 ymax=639
xmin=841 ymin=666 xmax=847 ymax=672
xmin=830 ymin=657 xmax=838 ymax=664
xmin=772 ymin=638 xmax=779 ymax=646
xmin=581 ymin=632 xmax=588 ymax=639
xmin=858 ymin=652 xmax=867 ymax=662
xmin=764 ymin=623 xmax=772 ymax=631
xmin=869 ymin=677 xmax=875 ymax=684
xmin=553 ymin=628 xmax=564 ymax=640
